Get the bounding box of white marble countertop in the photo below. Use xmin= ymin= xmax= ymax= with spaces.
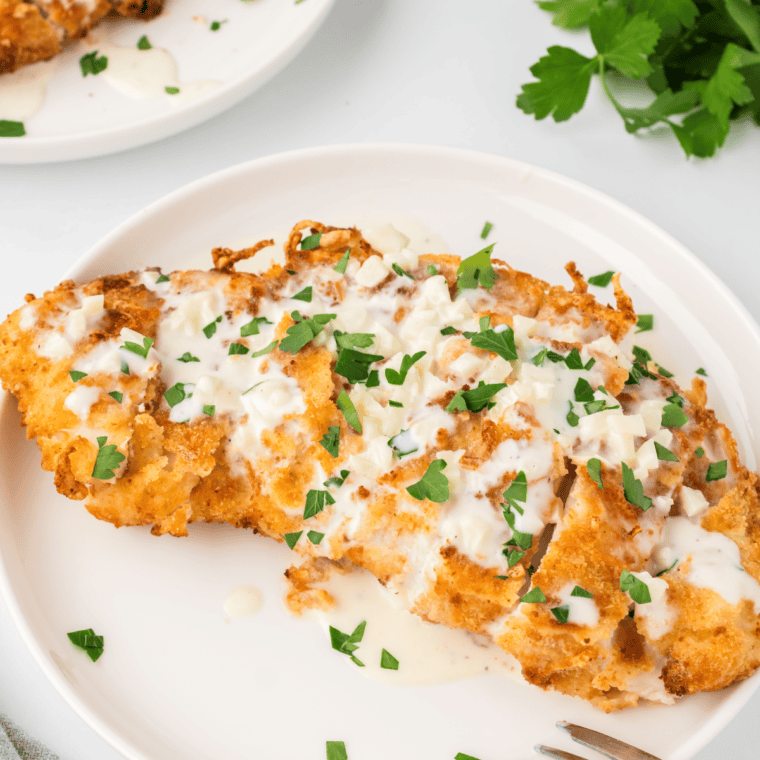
xmin=0 ymin=0 xmax=758 ymax=758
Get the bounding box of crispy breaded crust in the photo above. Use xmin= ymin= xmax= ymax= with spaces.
xmin=0 ymin=1 xmax=60 ymax=74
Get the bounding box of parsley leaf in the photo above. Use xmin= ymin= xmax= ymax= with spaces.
xmin=330 ymin=621 xmax=366 ymax=666
xmin=326 ymin=741 xmax=348 ymax=760
xmin=521 ymin=587 xmax=547 ymax=604
xmin=203 ymin=315 xmax=222 ymax=339
xmin=655 ymin=441 xmax=679 ymax=462
xmin=587 ymin=270 xmax=615 ymax=287
xmin=480 ymin=221 xmax=493 ymax=239
xmin=121 ymin=335 xmax=153 ymax=359
xmin=406 ymin=459 xmax=449 ymax=503
xmin=662 ymin=402 xmax=689 ymax=427
xmin=456 ymin=243 xmax=498 ymax=292
xmin=706 ymin=460 xmax=728 ymax=482
xmin=571 ymin=585 xmax=594 ymax=598
xmin=284 ymin=531 xmax=302 ymax=549
xmin=92 ymin=436 xmax=126 ymax=480
xmin=80 ymin=50 xmax=108 ymax=77
xmin=551 ymin=605 xmax=570 ymax=623
xmin=587 ymin=458 xmax=603 ymax=489
xmin=210 ymin=19 xmax=227 ymax=31
xmin=503 ymin=549 xmax=525 ymax=568
xmin=445 ymin=382 xmax=507 ymax=413
xmin=454 ymin=754 xmax=482 ymax=760
xmin=177 ymin=352 xmax=200 ymax=363
xmin=164 ymin=382 xmax=187 ymax=408
xmin=385 ymin=351 xmax=426 ymax=385
xmin=336 ymin=390 xmax=362 ymax=433
xmin=240 ymin=316 xmax=272 ymax=337
xmin=203 ymin=405 xmax=215 ymax=416
xmin=620 ymin=570 xmax=651 ymax=604
xmin=108 ymin=391 xmax=123 ymax=403
xmin=335 ymin=348 xmax=384 ymax=384
xmin=470 ymin=326 xmax=518 ymax=362
xmin=307 ymin=531 xmax=324 ymax=545
xmin=574 ymin=377 xmax=595 ymax=403
xmin=324 ymin=469 xmax=350 ymax=488
xmin=67 ymin=628 xmax=104 ymax=662
xmin=334 ymin=249 xmax=350 ymax=273
xmin=635 ymin=314 xmax=654 ymax=333
xmin=279 ymin=312 xmax=335 ymax=354
xmin=696 ymin=367 xmax=707 ymax=376
xmin=388 ymin=430 xmax=418 ymax=458
xmin=622 ymin=462 xmax=652 ymax=511
xmin=69 ymin=370 xmax=88 ymax=382
xmin=228 ymin=342 xmax=249 ymax=356
xmin=320 ymin=426 xmax=340 ymax=458
xmin=137 ymin=35 xmax=152 ymax=50
xmin=292 ymin=286 xmax=312 ymax=303
xmin=695 ymin=446 xmax=705 ymax=459
xmin=334 ymin=330 xmax=375 ymax=350
xmin=391 ymin=263 xmax=414 ymax=280
xmin=250 ymin=341 xmax=278 ymax=358
xmin=303 ymin=489 xmax=336 ymax=519
xmin=301 ymin=233 xmax=322 ymax=250
xmin=380 ymin=649 xmax=399 ymax=670
xmin=0 ymin=120 xmax=25 ymax=137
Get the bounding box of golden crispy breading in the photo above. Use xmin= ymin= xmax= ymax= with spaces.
xmin=3 ymin=220 xmax=760 ymax=711
xmin=0 ymin=1 xmax=60 ymax=74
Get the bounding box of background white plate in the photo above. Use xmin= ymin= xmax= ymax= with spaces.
xmin=1 ymin=144 xmax=759 ymax=760
xmin=0 ymin=0 xmax=334 ymax=164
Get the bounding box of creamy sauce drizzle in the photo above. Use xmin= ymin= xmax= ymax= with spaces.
xmin=0 ymin=59 xmax=57 ymax=122
xmin=224 ymin=585 xmax=264 ymax=619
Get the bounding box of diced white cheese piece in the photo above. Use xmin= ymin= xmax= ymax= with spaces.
xmin=19 ymin=305 xmax=36 ymax=331
xmin=334 ymin=306 xmax=370 ymax=333
xmin=423 ymin=371 xmax=452 ymax=400
xmin=653 ymin=428 xmax=673 ymax=447
xmin=384 ymin=246 xmax=419 ymax=272
xmin=418 ymin=276 xmax=452 ymax=307
xmin=38 ymin=331 xmax=73 ymax=359
xmin=140 ymin=271 xmax=162 ymax=289
xmin=400 ymin=308 xmax=438 ymax=342
xmin=512 ymin=315 xmax=537 ymax=338
xmin=362 ymin=224 xmax=410 ymax=255
xmin=652 ymin=495 xmax=674 ymax=514
xmin=636 ymin=439 xmax=659 ymax=472
xmin=165 ymin=291 xmax=219 ymax=336
xmin=640 ymin=399 xmax=667 ymax=433
xmin=355 ymin=255 xmax=391 ymax=288
xmin=66 ymin=310 xmax=87 ymax=341
xmin=609 ymin=432 xmax=636 ymax=461
xmin=479 ymin=356 xmax=513 ymax=385
xmin=519 ymin=362 xmax=554 ymax=385
xmin=81 ymin=295 xmax=105 ymax=317
xmin=631 ymin=571 xmax=669 ymax=604
xmin=608 ymin=413 xmax=646 ymax=437
xmin=681 ymin=486 xmax=710 ymax=517
xmin=369 ymin=322 xmax=402 ymax=357
xmin=578 ymin=410 xmax=612 ymax=442
xmin=449 ymin=352 xmax=487 ymax=380
xmin=194 ymin=375 xmax=243 ymax=414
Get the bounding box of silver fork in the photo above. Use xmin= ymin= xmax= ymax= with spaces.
xmin=536 ymin=722 xmax=661 ymax=760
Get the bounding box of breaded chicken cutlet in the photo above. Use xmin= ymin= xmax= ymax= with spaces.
xmin=0 ymin=0 xmax=164 ymax=74
xmin=2 ymin=219 xmax=760 ymax=711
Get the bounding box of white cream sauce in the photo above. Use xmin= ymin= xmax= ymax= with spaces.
xmin=0 ymin=59 xmax=57 ymax=122
xmin=224 ymin=585 xmax=264 ymax=619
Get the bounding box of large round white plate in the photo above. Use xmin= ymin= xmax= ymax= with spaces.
xmin=2 ymin=144 xmax=760 ymax=760
xmin=0 ymin=0 xmax=333 ymax=164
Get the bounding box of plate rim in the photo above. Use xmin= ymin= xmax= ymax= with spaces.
xmin=0 ymin=0 xmax=335 ymax=165
xmin=2 ymin=142 xmax=760 ymax=760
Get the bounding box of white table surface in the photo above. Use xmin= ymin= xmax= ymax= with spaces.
xmin=1 ymin=1 xmax=759 ymax=758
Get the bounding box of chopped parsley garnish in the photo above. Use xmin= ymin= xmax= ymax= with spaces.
xmin=479 ymin=315 xmax=491 ymax=331
xmin=445 ymin=382 xmax=507 ymax=413
xmin=284 ymin=531 xmax=302 ymax=549
xmin=583 ymin=397 xmax=619 ymax=415
xmin=165 ymin=87 xmax=180 ymax=95
xmin=203 ymin=405 xmax=215 ymax=416
xmin=307 ymin=531 xmax=324 ymax=545
xmin=329 ymin=621 xmax=366 ymax=666
xmin=391 ymin=263 xmax=414 ymax=280
xmin=572 ymin=586 xmax=594 ymax=598
xmin=667 ymin=392 xmax=685 ymax=407
xmin=210 ymin=19 xmax=227 ymax=31
xmin=303 ymin=489 xmax=336 ymax=519
xmin=706 ymin=460 xmax=728 ymax=482
xmin=565 ymin=347 xmax=594 ymax=370
xmin=334 ymin=249 xmax=350 ymax=273
xmin=503 ymin=471 xmax=527 ymax=508
xmin=622 ymin=462 xmax=652 ymax=511
xmin=656 ymin=364 xmax=674 ymax=378
xmin=335 ymin=348 xmax=384 ymax=384
xmin=388 ymin=430 xmax=418 ymax=458
xmin=502 ymin=472 xmax=532 ymax=551
xmin=504 ymin=549 xmax=525 ymax=567
xmin=551 ymin=605 xmax=570 ymax=623
xmin=108 ymin=391 xmax=123 ymax=403
xmin=380 ymin=649 xmax=400 ymax=670
xmin=635 ymin=314 xmax=654 ymax=333
xmin=440 ymin=326 xmax=458 ymax=335
xmin=324 ymin=469 xmax=350 ymax=488
xmin=520 ymin=587 xmax=547 ymax=604
xmin=69 ymin=370 xmax=88 ymax=382
xmin=301 ymin=233 xmax=322 ymax=250
xmin=632 ymin=345 xmax=652 ymax=365
xmin=292 ymin=286 xmax=312 ymax=302
xmin=406 ymin=459 xmax=449 ymax=503
xmin=385 ymin=351 xmax=426 ymax=385
xmin=120 ymin=359 xmax=130 ymax=375
xmin=655 ymin=559 xmax=679 ymax=577
xmin=388 ymin=400 xmax=403 ymax=407
xmin=164 ymin=383 xmax=187 ymax=408
xmin=80 ymin=51 xmax=108 ymax=77
xmin=587 ymin=458 xmax=603 ymax=489
xmin=336 ymin=390 xmax=362 ymax=433
xmin=661 ymin=403 xmax=689 ymax=428
xmin=279 ymin=312 xmax=335 ymax=354
xmin=587 ymin=270 xmax=614 ymax=287
xmin=121 ymin=335 xmax=153 ymax=359
xmin=286 ymin=270 xmax=296 ymax=275
xmin=696 ymin=367 xmax=708 ymax=377
xmin=531 ymin=347 xmax=566 ymax=366
xmin=573 ymin=377 xmax=595 ymax=403
xmin=426 ymin=265 xmax=438 ymax=275
xmin=67 ymin=628 xmax=104 ymax=662
xmin=326 ymin=741 xmax=348 ymax=760
xmin=177 ymin=352 xmax=200 ymax=363
xmin=620 ymin=570 xmax=651 ymax=604
xmin=137 ymin=35 xmax=152 ymax=50
xmin=203 ymin=315 xmax=222 ymax=338
xmin=455 ymin=754 xmax=482 ymax=760
xmin=566 ymin=402 xmax=579 ymax=427
xmin=695 ymin=446 xmax=705 ymax=459
xmin=470 ymin=326 xmax=518 ymax=362
xmin=456 ymin=243 xmax=497 ymax=293
xmin=480 ymin=221 xmax=493 ymax=240
xmin=228 ymin=342 xmax=250 ymax=356
xmin=240 ymin=316 xmax=272 ymax=337
xmin=0 ymin=120 xmax=25 ymax=137
xmin=654 ymin=442 xmax=679 ymax=462
xmin=155 ymin=273 xmax=170 ymax=283
xmin=320 ymin=426 xmax=340 ymax=458
xmin=92 ymin=436 xmax=125 ymax=480
xmin=366 ymin=370 xmax=380 ymax=387
xmin=333 ymin=328 xmax=375 ymax=349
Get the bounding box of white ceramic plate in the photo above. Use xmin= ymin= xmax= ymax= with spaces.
xmin=0 ymin=0 xmax=334 ymax=164
xmin=2 ymin=144 xmax=760 ymax=760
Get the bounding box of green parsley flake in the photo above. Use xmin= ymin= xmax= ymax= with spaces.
xmin=307 ymin=531 xmax=325 ymax=545
xmin=388 ymin=400 xmax=403 ymax=407
xmin=137 ymin=35 xmax=152 ymax=50
xmin=279 ymin=312 xmax=335 ymax=354
xmin=656 ymin=364 xmax=674 ymax=378
xmin=330 ymin=621 xmax=366 ymax=667
xmin=324 ymin=470 xmax=350 ymax=488
xmin=696 ymin=368 xmax=708 ymax=377
xmin=385 ymin=351 xmax=426 ymax=385
xmin=456 ymin=243 xmax=497 ymax=293
xmin=177 ymin=352 xmax=200 ymax=363
xmin=320 ymin=426 xmax=340 ymax=458
xmin=706 ymin=460 xmax=728 ymax=482
xmin=203 ymin=315 xmax=222 ymax=339
xmin=284 ymin=531 xmax=302 ymax=549
xmin=620 ymin=570 xmax=651 ymax=604
xmin=520 ymin=587 xmax=547 ymax=604
xmin=292 ymin=286 xmax=312 ymax=302
xmin=240 ymin=316 xmax=272 ymax=337
xmin=654 ymin=441 xmax=679 ymax=462
xmin=165 ymin=86 xmax=180 ymax=95
xmin=301 ymin=233 xmax=322 ymax=250
xmin=566 ymin=402 xmax=579 ymax=427
xmin=388 ymin=430 xmax=418 ymax=458
xmin=334 ymin=332 xmax=375 ymax=350
xmin=203 ymin=405 xmax=215 ymax=416
xmin=695 ymin=446 xmax=705 ymax=459
xmin=121 ymin=335 xmax=154 ymax=359
xmin=210 ymin=19 xmax=227 ymax=31
xmin=571 ymin=585 xmax=594 ymax=598
xmin=587 ymin=270 xmax=615 ymax=287
xmin=551 ymin=605 xmax=570 ymax=623
xmin=573 ymin=377 xmax=595 ymax=403
xmin=336 ymin=390 xmax=362 ymax=433
xmin=164 ymin=383 xmax=187 ymax=408
xmin=445 ymin=382 xmax=507 ymax=414
xmin=228 ymin=342 xmax=250 ymax=356
xmin=480 ymin=221 xmax=493 ymax=240
xmin=406 ymin=459 xmax=449 ymax=503
xmin=380 ymin=649 xmax=399 ymax=670
xmin=470 ymin=326 xmax=518 ymax=362
xmin=661 ymin=403 xmax=689 ymax=428
xmin=440 ymin=326 xmax=458 ymax=335
xmin=391 ymin=263 xmax=414 ymax=280
xmin=326 ymin=741 xmax=348 ymax=760
xmin=303 ymin=489 xmax=335 ymax=519
xmin=80 ymin=51 xmax=108 ymax=77
xmin=564 ymin=347 xmax=594 ymax=371
xmin=621 ymin=462 xmax=652 ymax=511
xmin=155 ymin=274 xmax=170 ymax=283
xmin=635 ymin=314 xmax=654 ymax=333
xmin=503 ymin=471 xmax=527 ymax=506
xmin=67 ymin=628 xmax=104 ymax=662
xmin=366 ymin=370 xmax=380 ymax=387
xmin=108 ymin=391 xmax=123 ymax=403
xmin=69 ymin=370 xmax=88 ymax=382
xmin=250 ymin=341 xmax=278 ymax=358
xmin=455 ymin=754 xmax=482 ymax=760
xmin=0 ymin=120 xmax=25 ymax=137
xmin=504 ymin=549 xmax=525 ymax=567
xmin=655 ymin=559 xmax=679 ymax=577
xmin=92 ymin=436 xmax=125 ymax=480
xmin=120 ymin=359 xmax=130 ymax=375
xmin=426 ymin=265 xmax=439 ymax=276
xmin=587 ymin=458 xmax=603 ymax=489
xmin=335 ymin=347 xmax=384 ymax=385
xmin=333 ymin=249 xmax=351 ymax=273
